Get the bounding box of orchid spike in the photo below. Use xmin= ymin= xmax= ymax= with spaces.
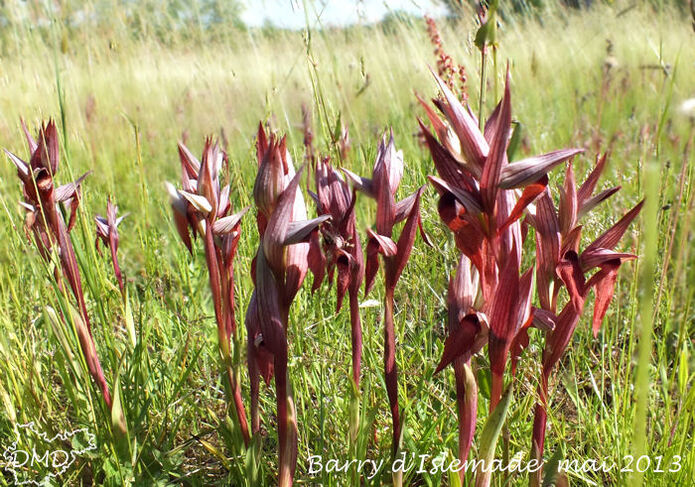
xmin=344 ymin=131 xmax=428 ymax=482
xmin=246 ymin=124 xmax=328 ymax=486
xmin=5 ymin=119 xmax=111 ymax=409
xmin=434 ymin=255 xmax=487 ymax=481
xmin=527 ymin=168 xmax=642 ymax=483
xmin=166 ymin=137 xmax=250 ymax=446
xmin=95 ymin=198 xmax=127 ymax=295
xmin=417 ymin=63 xmax=642 ymax=486
xmin=312 ymin=156 xmax=365 ymax=386
xmin=422 ymin=70 xmax=578 ymax=411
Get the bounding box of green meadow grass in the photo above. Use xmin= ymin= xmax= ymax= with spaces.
xmin=0 ymin=2 xmax=693 ymax=485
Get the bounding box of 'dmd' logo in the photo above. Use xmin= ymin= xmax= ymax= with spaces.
xmin=1 ymin=422 xmax=96 ymax=485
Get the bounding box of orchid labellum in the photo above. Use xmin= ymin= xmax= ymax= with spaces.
xmin=245 ymin=124 xmax=328 ymax=486
xmin=343 ymin=132 xmax=429 ymax=484
xmin=4 ymin=120 xmax=111 ymax=409
xmin=166 ymin=137 xmax=251 ymax=445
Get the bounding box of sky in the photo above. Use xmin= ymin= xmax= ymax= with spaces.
xmin=240 ymin=0 xmax=448 ymax=29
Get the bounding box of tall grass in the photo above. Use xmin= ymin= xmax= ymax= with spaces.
xmin=0 ymin=1 xmax=693 ymax=485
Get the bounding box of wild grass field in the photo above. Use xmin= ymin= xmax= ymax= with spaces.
xmin=0 ymin=1 xmax=693 ymax=486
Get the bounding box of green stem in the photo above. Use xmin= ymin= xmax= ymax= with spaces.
xmin=478 ymin=48 xmax=487 ymax=129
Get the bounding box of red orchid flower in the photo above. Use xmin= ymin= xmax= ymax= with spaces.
xmin=420 ymin=69 xmax=582 ymax=412
xmin=526 ymin=159 xmax=643 ymax=476
xmin=166 ymin=137 xmax=251 ymax=445
xmin=5 ymin=120 xmax=111 ymax=409
xmin=434 ymin=254 xmax=486 ymax=480
xmin=245 ymin=124 xmax=328 ymax=486
xmin=309 ymin=156 xmax=365 ymax=386
xmin=95 ymin=198 xmax=128 ymax=295
xmin=343 ymin=131 xmax=429 ymax=473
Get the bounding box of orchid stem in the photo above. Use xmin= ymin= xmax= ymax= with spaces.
xmin=349 ymin=286 xmax=362 ymax=388
xmin=454 ymin=359 xmax=477 ymax=485
xmin=383 ymin=287 xmax=401 ymax=464
xmin=276 ymin=348 xmax=298 ymax=487
xmin=248 ymin=340 xmax=261 ymax=435
xmin=490 ymin=371 xmax=503 ymax=412
xmin=530 ymin=374 xmax=549 ymax=487
xmin=204 ymin=226 xmax=250 ymax=446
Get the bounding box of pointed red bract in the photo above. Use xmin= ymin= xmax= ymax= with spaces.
xmin=586 ymin=200 xmax=644 ymax=253
xmin=499 ymin=148 xmax=583 ymax=189
xmin=590 ymin=259 xmax=621 ymax=336
xmin=480 ymin=74 xmax=511 ymax=212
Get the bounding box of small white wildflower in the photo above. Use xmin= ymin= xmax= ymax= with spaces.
xmin=359 ymin=299 xmax=381 ymax=308
xmin=679 ymin=98 xmax=695 ymax=119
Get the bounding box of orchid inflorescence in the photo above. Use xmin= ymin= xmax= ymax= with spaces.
xmin=310 ymin=156 xmax=365 ymax=388
xmin=418 ymin=68 xmax=642 ymax=484
xmin=166 ymin=137 xmax=252 ymax=445
xmin=5 ymin=120 xmax=112 ymax=409
xmin=245 ymin=124 xmax=328 ymax=485
xmin=95 ymin=198 xmax=128 ymax=296
xmin=343 ymin=131 xmax=430 ymax=486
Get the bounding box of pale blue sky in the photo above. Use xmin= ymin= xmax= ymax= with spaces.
xmin=240 ymin=0 xmax=448 ymax=29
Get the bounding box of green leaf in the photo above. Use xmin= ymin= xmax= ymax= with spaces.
xmin=111 ymin=358 xmax=129 ymax=442
xmin=475 ymin=384 xmax=513 ymax=487
xmin=507 ymin=121 xmax=523 ymax=162
xmin=245 ymin=434 xmax=263 ymax=487
xmin=124 ymin=291 xmax=137 ymax=349
xmin=542 ymin=446 xmax=564 ymax=487
xmin=678 ymin=344 xmax=689 ymax=396
xmin=477 ymin=367 xmax=491 ymax=401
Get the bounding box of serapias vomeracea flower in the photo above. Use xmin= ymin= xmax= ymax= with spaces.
xmin=420 ymin=69 xmax=581 ymax=412
xmin=4 ymin=119 xmax=111 ymax=409
xmin=95 ymin=198 xmax=127 ymax=295
xmin=434 ymin=254 xmax=485 ymax=480
xmin=527 ymin=158 xmax=642 ymax=479
xmin=343 ymin=131 xmax=429 ymax=477
xmin=245 ymin=123 xmax=328 ymax=487
xmin=166 ymin=137 xmax=251 ymax=445
xmin=309 ymin=156 xmax=365 ymax=387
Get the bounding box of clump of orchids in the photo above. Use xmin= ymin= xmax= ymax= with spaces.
xmin=419 ymin=70 xmax=641 ymax=485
